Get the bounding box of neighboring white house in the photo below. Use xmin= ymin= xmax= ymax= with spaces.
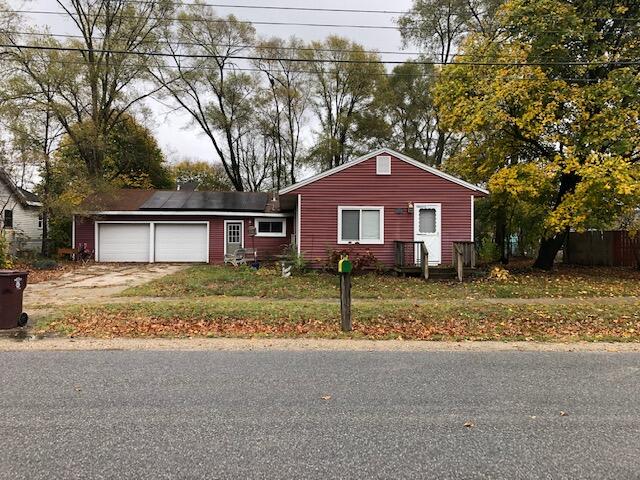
xmin=0 ymin=168 xmax=43 ymax=254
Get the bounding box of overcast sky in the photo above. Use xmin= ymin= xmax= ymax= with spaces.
xmin=15 ymin=0 xmax=415 ymax=165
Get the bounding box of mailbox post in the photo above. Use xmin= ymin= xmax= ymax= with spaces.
xmin=338 ymin=256 xmax=352 ymax=332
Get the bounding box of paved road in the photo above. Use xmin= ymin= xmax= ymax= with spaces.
xmin=1 ymin=350 xmax=639 ymax=479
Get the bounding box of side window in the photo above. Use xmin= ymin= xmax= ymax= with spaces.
xmin=3 ymin=209 xmax=13 ymax=229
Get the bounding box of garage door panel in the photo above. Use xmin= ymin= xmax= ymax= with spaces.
xmin=99 ymin=224 xmax=150 ymax=262
xmin=154 ymin=224 xmax=208 ymax=262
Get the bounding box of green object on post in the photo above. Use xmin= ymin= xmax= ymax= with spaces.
xmin=338 ymin=257 xmax=352 ymax=273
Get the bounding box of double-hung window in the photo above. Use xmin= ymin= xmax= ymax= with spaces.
xmin=338 ymin=207 xmax=384 ymax=244
xmin=255 ymin=218 xmax=286 ymax=237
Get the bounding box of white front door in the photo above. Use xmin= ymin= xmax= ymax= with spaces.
xmin=414 ymin=204 xmax=442 ymax=265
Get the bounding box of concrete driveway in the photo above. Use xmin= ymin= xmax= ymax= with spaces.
xmin=24 ymin=263 xmax=187 ymax=309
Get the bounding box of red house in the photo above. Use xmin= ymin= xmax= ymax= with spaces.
xmin=73 ymin=148 xmax=487 ymax=267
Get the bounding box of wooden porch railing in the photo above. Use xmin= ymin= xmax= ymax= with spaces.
xmin=452 ymin=241 xmax=476 ymax=282
xmin=394 ymin=241 xmax=429 ymax=280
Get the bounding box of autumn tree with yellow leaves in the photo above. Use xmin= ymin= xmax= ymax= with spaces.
xmin=435 ymin=0 xmax=640 ymax=269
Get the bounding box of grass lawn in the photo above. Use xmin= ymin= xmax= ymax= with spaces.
xmin=122 ymin=264 xmax=640 ymax=300
xmin=40 ymin=299 xmax=640 ymax=342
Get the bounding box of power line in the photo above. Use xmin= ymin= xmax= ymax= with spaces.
xmin=4 ymin=43 xmax=639 ymax=67
xmin=4 ymin=30 xmax=422 ymax=57
xmin=7 ymin=8 xmax=640 ymax=34
xmin=123 ymin=1 xmax=406 ymax=15
xmin=9 ymin=6 xmax=640 ymax=25
xmin=7 ymin=29 xmax=587 ymax=61
xmin=5 ymin=9 xmax=402 ymax=30
xmin=9 ymin=55 xmax=604 ymax=82
xmin=124 ymin=0 xmax=640 ymax=22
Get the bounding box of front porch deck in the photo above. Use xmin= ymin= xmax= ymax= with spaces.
xmin=394 ymin=240 xmax=477 ymax=281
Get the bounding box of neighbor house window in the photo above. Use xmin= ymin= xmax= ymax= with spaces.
xmin=255 ymin=218 xmax=286 ymax=237
xmin=338 ymin=207 xmax=384 ymax=244
xmin=38 ymin=214 xmax=43 ymax=229
xmin=3 ymin=209 xmax=13 ymax=229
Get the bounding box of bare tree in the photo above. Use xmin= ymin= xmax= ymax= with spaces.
xmin=2 ymin=0 xmax=174 ymax=179
xmin=302 ymin=36 xmax=384 ymax=170
xmin=150 ymin=4 xmax=258 ymax=191
xmin=253 ymin=37 xmax=308 ymax=189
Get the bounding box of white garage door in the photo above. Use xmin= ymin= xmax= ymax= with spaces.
xmin=154 ymin=223 xmax=208 ymax=262
xmin=98 ymin=223 xmax=150 ymax=262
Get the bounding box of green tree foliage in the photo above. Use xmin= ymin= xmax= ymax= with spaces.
xmin=435 ymin=0 xmax=640 ymax=268
xmin=170 ymin=160 xmax=232 ymax=191
xmin=54 ymin=115 xmax=171 ymax=191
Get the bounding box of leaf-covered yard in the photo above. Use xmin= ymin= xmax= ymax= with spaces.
xmin=36 ymin=263 xmax=640 ymax=342
xmin=40 ymin=299 xmax=640 ymax=342
xmin=122 ymin=264 xmax=640 ymax=300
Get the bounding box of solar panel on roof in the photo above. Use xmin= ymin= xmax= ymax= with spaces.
xmin=140 ymin=191 xmax=173 ymax=209
xmin=139 ymin=191 xmax=270 ymax=212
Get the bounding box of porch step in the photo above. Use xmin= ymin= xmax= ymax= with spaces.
xmin=393 ymin=266 xmax=479 ymax=280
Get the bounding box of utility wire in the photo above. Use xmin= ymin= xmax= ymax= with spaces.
xmin=3 ymin=43 xmax=639 ymax=67
xmin=123 ymin=1 xmax=406 ymax=15
xmin=10 ymin=30 xmax=614 ymax=61
xmin=123 ymin=0 xmax=640 ymax=22
xmin=4 ymin=30 xmax=423 ymax=56
xmin=5 ymin=9 xmax=401 ymax=29
xmin=10 ymin=55 xmax=607 ymax=82
xmin=7 ymin=9 xmax=640 ymax=30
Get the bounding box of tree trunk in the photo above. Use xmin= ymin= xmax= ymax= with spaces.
xmin=533 ymin=172 xmax=579 ymax=269
xmin=495 ymin=205 xmax=508 ymax=264
xmin=533 ymin=231 xmax=567 ymax=270
xmin=432 ymin=129 xmax=447 ymax=167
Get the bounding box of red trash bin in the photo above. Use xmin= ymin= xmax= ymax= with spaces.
xmin=0 ymin=270 xmax=28 ymax=329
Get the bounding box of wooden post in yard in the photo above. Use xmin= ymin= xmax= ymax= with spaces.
xmin=340 ymin=271 xmax=352 ymax=332
xmin=338 ymin=256 xmax=353 ymax=332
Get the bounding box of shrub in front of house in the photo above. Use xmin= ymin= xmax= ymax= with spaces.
xmin=324 ymin=248 xmax=385 ymax=273
xmin=31 ymin=258 xmax=59 ymax=270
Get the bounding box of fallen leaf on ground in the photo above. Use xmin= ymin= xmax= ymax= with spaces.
xmin=560 ymin=411 xmax=568 ymax=416
xmin=321 ymin=395 xmax=332 ymax=401
xmin=463 ymin=421 xmax=475 ymax=428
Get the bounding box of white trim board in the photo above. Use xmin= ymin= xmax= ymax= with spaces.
xmin=88 ymin=210 xmax=293 ymax=217
xmin=296 ymin=194 xmax=301 ymax=256
xmin=279 ymin=147 xmax=489 ymax=195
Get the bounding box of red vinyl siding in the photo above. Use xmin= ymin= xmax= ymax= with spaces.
xmin=74 ymin=216 xmax=95 ymax=252
xmin=74 ymin=215 xmax=293 ymax=263
xmin=287 ymin=154 xmax=477 ymax=267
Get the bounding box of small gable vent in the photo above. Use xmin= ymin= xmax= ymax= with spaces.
xmin=376 ymin=155 xmax=391 ymax=175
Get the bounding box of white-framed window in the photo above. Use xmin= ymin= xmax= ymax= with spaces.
xmin=338 ymin=206 xmax=384 ymax=244
xmin=255 ymin=218 xmax=286 ymax=237
xmin=38 ymin=214 xmax=43 ymax=229
xmin=376 ymin=155 xmax=391 ymax=175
